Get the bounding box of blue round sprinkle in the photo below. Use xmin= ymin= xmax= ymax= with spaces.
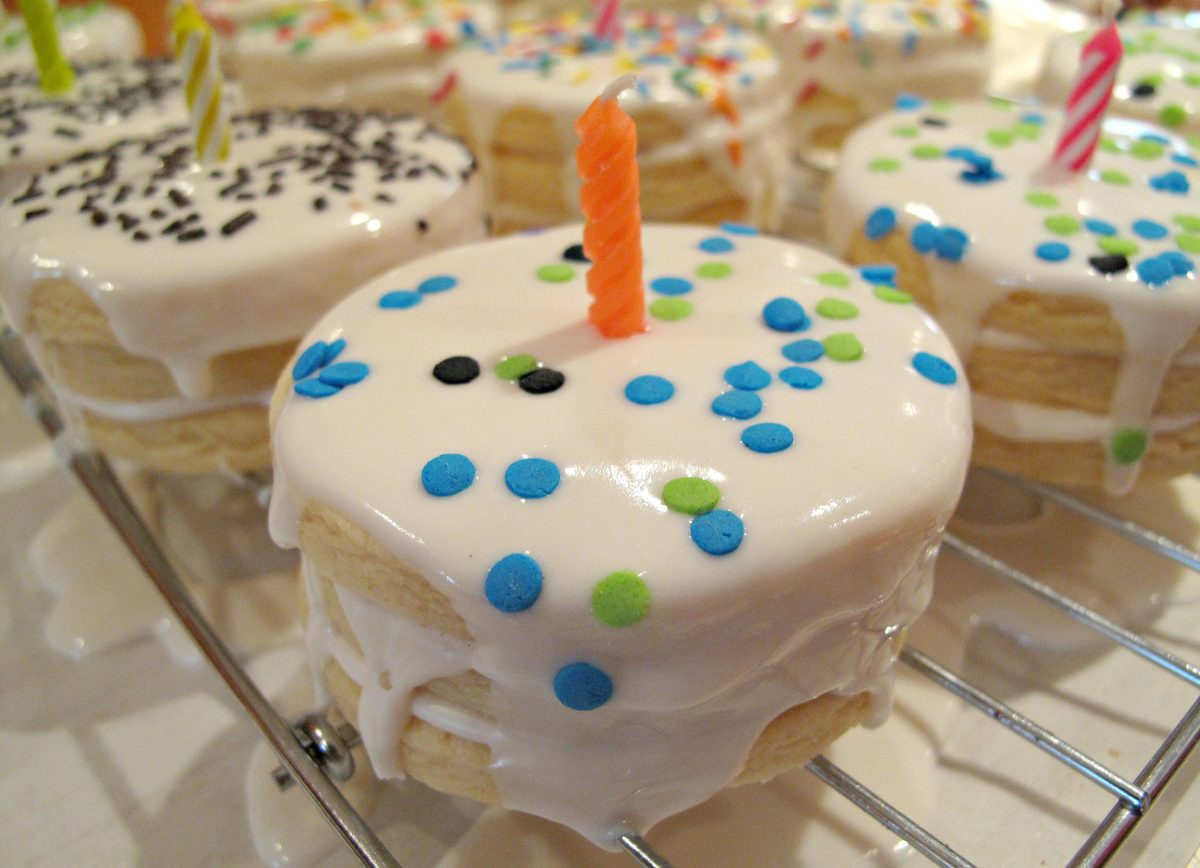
xmin=780 ymin=366 xmax=823 ymax=390
xmin=720 ymin=221 xmax=759 ymax=235
xmin=553 ymin=662 xmax=613 ymax=710
xmin=484 ymin=553 xmax=543 ymax=613
xmin=1149 ymin=170 xmax=1190 ymax=195
xmin=935 ymin=227 xmax=969 ymax=262
xmin=724 ymin=361 xmax=772 ymax=391
xmin=318 ymin=361 xmax=369 ymax=387
xmin=741 ymin=421 xmax=793 ymax=453
xmin=418 ymin=275 xmax=457 ymax=294
xmin=1172 ymin=153 xmax=1199 ymax=168
xmin=1020 ymin=112 xmax=1045 ymax=125
xmin=945 ymin=146 xmax=977 ymax=161
xmin=1140 ymin=132 xmax=1171 ymax=145
xmin=860 ymin=263 xmax=898 ymax=285
xmin=699 ymin=236 xmax=735 ymax=254
xmin=1084 ymin=218 xmax=1117 ymax=236
xmin=421 ymin=453 xmax=476 ymax=497
xmin=865 ymin=206 xmax=897 ymax=240
xmin=1136 ymin=257 xmax=1175 ymax=286
xmin=1036 ymin=241 xmax=1071 ymax=262
xmin=380 ymin=290 xmax=422 ymax=309
xmin=294 ymin=378 xmax=340 ymax=398
xmin=913 ymin=351 xmax=958 ymax=385
xmin=292 ymin=341 xmax=328 ymax=381
xmin=781 ymin=338 xmax=824 ymax=363
xmin=322 ymin=338 xmax=347 ymax=366
xmin=650 ymin=276 xmax=693 ymax=296
xmin=711 ymin=391 xmax=762 ymax=419
xmin=505 ymin=457 xmax=561 ymax=498
xmin=624 ymin=375 xmax=675 ymax=405
xmin=762 ymin=297 xmax=809 ymax=332
xmin=895 ymin=93 xmax=924 ymax=110
xmin=1132 ymin=219 xmax=1168 ymax=240
xmin=690 ymin=509 xmax=746 ymax=555
xmin=911 ymin=222 xmax=938 ymax=253
xmin=1160 ymin=250 xmax=1194 ymax=275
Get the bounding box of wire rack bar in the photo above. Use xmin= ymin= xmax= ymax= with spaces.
xmin=985 ymin=469 xmax=1200 ymax=574
xmin=899 ymin=648 xmax=1145 ymax=809
xmin=0 ymin=328 xmax=400 ymax=868
xmin=943 ymin=533 xmax=1200 ymax=689
xmin=805 ymin=755 xmax=975 ymax=868
xmin=618 ymin=834 xmax=674 ymax=868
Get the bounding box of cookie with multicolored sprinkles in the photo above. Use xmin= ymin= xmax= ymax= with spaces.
xmin=267 ymin=222 xmax=971 ymax=848
xmin=0 ymin=108 xmax=484 ymax=473
xmin=825 ymin=98 xmax=1200 ymax=493
xmin=439 ymin=10 xmax=789 ymax=233
xmin=720 ymin=0 xmax=990 ymax=162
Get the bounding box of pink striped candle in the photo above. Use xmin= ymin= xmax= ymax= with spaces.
xmin=1045 ymin=22 xmax=1123 ymax=181
xmin=593 ymin=0 xmax=621 ymax=42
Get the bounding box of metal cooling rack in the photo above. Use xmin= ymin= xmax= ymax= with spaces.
xmin=3 ymin=323 xmax=1198 ymax=868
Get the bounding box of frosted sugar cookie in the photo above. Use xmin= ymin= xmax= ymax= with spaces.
xmin=824 ymin=98 xmax=1200 ymax=493
xmin=225 ymin=0 xmax=499 ymax=114
xmin=268 ymin=222 xmax=972 ymax=846
xmin=1041 ymin=12 xmax=1200 ymax=135
xmin=1 ymin=1 xmax=144 ymax=73
xmin=722 ymin=0 xmax=990 ymax=161
xmin=439 ymin=11 xmax=789 ymax=233
xmin=0 ymin=109 xmax=484 ymax=473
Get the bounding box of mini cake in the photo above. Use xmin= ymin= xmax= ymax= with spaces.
xmin=1041 ymin=13 xmax=1200 ymax=135
xmin=824 ymin=98 xmax=1200 ymax=493
xmin=1 ymin=60 xmax=188 ymax=199
xmin=0 ymin=109 xmax=484 ymax=473
xmin=439 ymin=11 xmax=789 ymax=233
xmin=721 ymin=0 xmax=990 ymax=162
xmin=224 ymin=0 xmax=499 ymax=114
xmin=1 ymin=1 xmax=144 ymax=73
xmin=268 ymin=222 xmax=972 ymax=845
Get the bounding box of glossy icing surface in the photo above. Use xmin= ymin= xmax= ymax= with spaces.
xmin=826 ymin=98 xmax=1200 ymax=492
xmin=0 ymin=2 xmax=143 ymax=72
xmin=0 ymin=109 xmax=484 ymax=407
xmin=269 ymin=222 xmax=972 ymax=845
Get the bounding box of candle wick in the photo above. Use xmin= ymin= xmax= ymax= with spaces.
xmin=600 ymin=73 xmax=637 ymax=104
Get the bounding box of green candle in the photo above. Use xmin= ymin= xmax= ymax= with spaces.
xmin=18 ymin=0 xmax=76 ymax=96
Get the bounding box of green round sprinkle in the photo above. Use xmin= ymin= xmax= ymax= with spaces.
xmin=1044 ymin=214 xmax=1080 ymax=236
xmin=1189 ymin=134 xmax=1200 ymax=150
xmin=1161 ymin=104 xmax=1188 ymax=128
xmin=869 ymin=157 xmax=902 ymax=173
xmin=1174 ymin=214 xmax=1200 ymax=233
xmin=696 ymin=262 xmax=731 ymax=279
xmin=1097 ymin=138 xmax=1122 ymax=155
xmin=649 ymin=297 xmax=693 ymax=320
xmin=892 ymin=125 xmax=919 ymax=138
xmin=662 ymin=477 xmax=720 ymax=515
xmin=817 ymin=270 xmax=851 ymax=288
xmin=1139 ymin=72 xmax=1164 ymax=87
xmin=823 ymin=332 xmax=864 ymax=362
xmin=1099 ymin=169 xmax=1131 ymax=186
xmin=1110 ymin=428 xmax=1148 ymax=466
xmin=494 ymin=354 xmax=538 ymax=380
xmin=1012 ymin=122 xmax=1042 ymax=141
xmin=1098 ymin=236 xmax=1139 ymax=256
xmin=1184 ymin=73 xmax=1200 ymax=88
xmin=930 ymin=99 xmax=954 ymax=112
xmin=815 ymin=298 xmax=859 ymax=320
xmin=1130 ymin=139 xmax=1165 ymax=160
xmin=1176 ymin=233 xmax=1200 ymax=254
xmin=873 ymin=286 xmax=912 ymax=304
xmin=985 ymin=129 xmax=1014 ymax=147
xmin=536 ymin=263 xmax=575 ymax=282
xmin=911 ymin=143 xmax=942 ymax=160
xmin=1025 ymin=191 xmax=1059 ymax=208
xmin=988 ymin=96 xmax=1015 ymax=110
xmin=591 ymin=571 xmax=650 ymax=628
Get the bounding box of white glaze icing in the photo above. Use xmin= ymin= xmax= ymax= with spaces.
xmin=0 ymin=2 xmax=143 ymax=74
xmin=226 ymin=0 xmax=500 ymax=113
xmin=988 ymin=0 xmax=1091 ymax=98
xmin=721 ymin=0 xmax=990 ymax=155
xmin=1041 ymin=12 xmax=1200 ymax=135
xmin=269 ymin=222 xmax=973 ymax=846
xmin=825 ymin=99 xmax=1200 ymax=493
xmin=443 ymin=10 xmax=789 ymax=228
xmin=1 ymin=60 xmax=190 ymax=200
xmin=0 ymin=109 xmax=485 ymax=418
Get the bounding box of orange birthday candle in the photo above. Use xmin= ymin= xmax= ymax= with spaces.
xmin=575 ymin=74 xmax=645 ymax=339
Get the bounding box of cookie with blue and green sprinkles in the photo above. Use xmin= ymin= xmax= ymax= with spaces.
xmin=269 ymin=222 xmax=972 ymax=848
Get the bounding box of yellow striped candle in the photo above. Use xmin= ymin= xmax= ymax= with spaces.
xmin=173 ymin=0 xmax=231 ymax=163
xmin=18 ymin=0 xmax=76 ymax=96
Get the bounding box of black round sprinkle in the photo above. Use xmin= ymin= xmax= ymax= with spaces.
xmin=920 ymin=116 xmax=948 ymax=128
xmin=1089 ymin=253 xmax=1130 ymax=275
xmin=1131 ymin=82 xmax=1156 ymax=99
xmin=432 ymin=355 xmax=480 ymax=385
xmin=519 ymin=368 xmax=565 ymax=394
xmin=562 ymin=244 xmax=590 ymax=263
